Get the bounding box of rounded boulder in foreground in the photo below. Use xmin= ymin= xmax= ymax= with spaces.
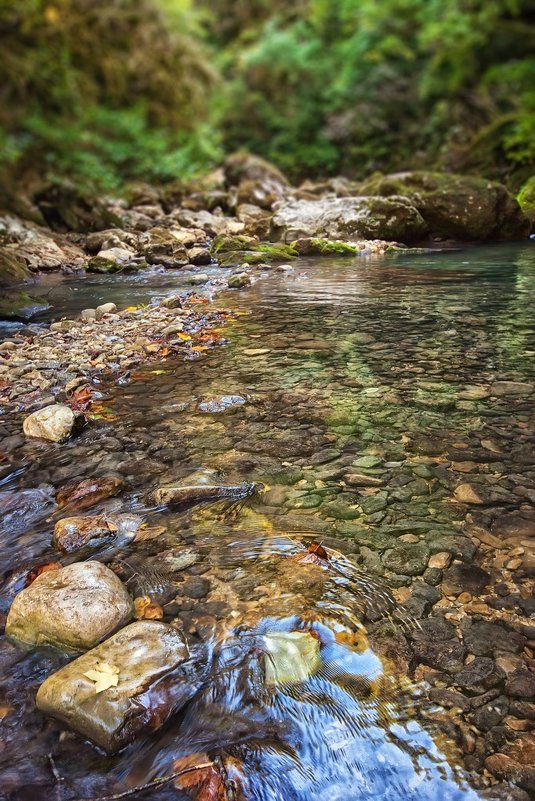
xmin=6 ymin=561 xmax=133 ymax=651
xmin=23 ymin=404 xmax=76 ymax=442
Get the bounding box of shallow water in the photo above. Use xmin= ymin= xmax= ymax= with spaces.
xmin=1 ymin=242 xmax=534 ymax=800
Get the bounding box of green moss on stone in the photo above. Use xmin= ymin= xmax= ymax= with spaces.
xmin=295 ymin=238 xmax=358 ymax=256
xmin=517 ymin=176 xmax=535 ymax=224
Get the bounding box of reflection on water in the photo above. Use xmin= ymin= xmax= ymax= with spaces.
xmin=1 ymin=243 xmax=534 ymax=800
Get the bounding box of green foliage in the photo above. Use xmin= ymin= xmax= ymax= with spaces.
xmin=517 ymin=176 xmax=535 ymax=221
xmin=218 ymin=0 xmax=535 ymax=180
xmin=0 ymin=0 xmax=219 ymax=193
xmin=0 ymin=0 xmax=533 ymax=192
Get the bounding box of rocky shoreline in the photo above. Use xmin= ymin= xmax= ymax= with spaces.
xmin=0 ymin=154 xmax=534 ymax=800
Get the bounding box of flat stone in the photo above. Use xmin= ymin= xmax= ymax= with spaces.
xmin=464 ymin=621 xmax=526 ymax=657
xmin=181 ymin=577 xmax=211 ymax=599
xmin=23 ymin=404 xmax=76 ymax=442
xmin=36 ymin=621 xmax=198 ymax=753
xmin=453 ymin=483 xmax=490 ymax=504
xmin=490 ymin=381 xmax=533 ymax=397
xmin=492 ymin=512 xmax=535 ymax=540
xmin=455 ymin=657 xmax=505 ymax=694
xmin=442 ymin=563 xmax=490 ymax=595
xmin=345 ymin=473 xmax=385 ymax=487
xmin=6 ymin=561 xmax=132 ymax=650
xmin=53 ymin=514 xmax=142 ymax=553
xmin=428 ymin=552 xmax=451 ymax=569
xmin=506 ymin=669 xmax=535 ymax=699
xmin=56 ymin=475 xmax=125 ymax=511
xmin=383 ymin=542 xmax=430 ymax=576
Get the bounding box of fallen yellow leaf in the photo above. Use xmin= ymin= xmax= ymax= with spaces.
xmin=177 ymin=333 xmax=192 ymax=341
xmin=83 ymin=661 xmax=120 ymax=693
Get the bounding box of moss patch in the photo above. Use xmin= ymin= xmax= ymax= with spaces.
xmin=0 ymin=291 xmax=49 ymax=320
xmin=517 ymin=176 xmax=535 ymax=225
xmin=294 ymin=238 xmax=358 ymax=256
xmin=0 ymin=249 xmax=31 ymax=287
xmin=212 ymin=235 xmax=297 ymax=265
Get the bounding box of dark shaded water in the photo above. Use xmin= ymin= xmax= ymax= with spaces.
xmin=1 ymin=243 xmax=534 ymax=800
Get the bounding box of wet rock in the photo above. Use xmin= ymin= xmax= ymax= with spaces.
xmin=228 ymin=272 xmax=251 ymax=288
xmin=198 ymin=395 xmax=246 ymax=413
xmin=412 ymin=638 xmax=466 ymax=673
xmin=463 ymin=621 xmax=526 ymax=657
xmin=383 ymin=542 xmax=430 ymax=575
xmin=472 ymin=696 xmax=509 ymax=731
xmin=293 ymin=238 xmax=359 ymax=256
xmin=428 ymin=688 xmax=470 ymax=711
xmin=272 ymin=196 xmax=428 ymax=244
xmin=6 ymin=561 xmax=132 ymax=650
xmin=151 ymin=469 xmax=256 ymax=506
xmin=345 ymin=473 xmax=385 ymax=487
xmin=56 ymin=475 xmax=125 ymax=511
xmin=492 ymin=511 xmax=535 ymax=540
xmin=335 ymin=521 xmax=393 ymax=550
xmin=485 ymin=752 xmax=535 ymax=793
xmin=442 ymin=563 xmax=490 ymax=595
xmin=182 ymin=577 xmax=211 ymax=599
xmin=358 ymin=171 xmax=529 ymax=240
xmin=506 ymin=669 xmax=535 ymax=699
xmin=0 ymin=248 xmax=31 ymax=286
xmin=455 ymin=657 xmax=505 ymax=694
xmin=481 ymin=783 xmax=530 ymax=801
xmin=35 ymin=182 xmax=122 ymax=232
xmin=23 ymin=404 xmax=76 ymax=442
xmin=95 ymin=302 xmax=117 ymax=320
xmin=36 ymin=621 xmax=200 ymax=753
xmin=490 ymin=381 xmax=533 ymax=397
xmin=53 ymin=514 xmax=142 ymax=553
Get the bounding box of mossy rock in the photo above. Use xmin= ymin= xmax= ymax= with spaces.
xmin=358 ymin=171 xmax=529 ymax=241
xmin=517 ymin=176 xmax=535 ymax=227
xmin=0 ymin=248 xmax=30 ymax=287
xmin=211 ymin=234 xmax=260 ymax=254
xmin=294 ymin=238 xmax=358 ymax=256
xmin=272 ymin=196 xmax=428 ymax=244
xmin=212 ymin=234 xmax=297 ymax=265
xmin=34 ymin=181 xmax=123 ymax=233
xmin=0 ymin=291 xmax=50 ymax=320
xmin=87 ymin=256 xmax=142 ymax=273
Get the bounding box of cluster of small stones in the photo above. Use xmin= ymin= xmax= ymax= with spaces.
xmin=0 ymin=297 xmax=232 ymax=416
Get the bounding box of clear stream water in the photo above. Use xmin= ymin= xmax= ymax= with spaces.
xmin=0 ymin=243 xmax=534 ymax=801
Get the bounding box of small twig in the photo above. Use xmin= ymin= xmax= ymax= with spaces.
xmin=48 ymin=753 xmax=63 ymax=801
xmin=73 ymin=762 xmax=213 ymax=801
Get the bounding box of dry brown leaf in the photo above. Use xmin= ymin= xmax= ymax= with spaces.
xmin=134 ymin=595 xmax=164 ymax=620
xmin=0 ymin=704 xmax=14 ymax=719
xmin=133 ymin=524 xmax=166 ymax=543
xmin=173 ymin=754 xmax=226 ymax=800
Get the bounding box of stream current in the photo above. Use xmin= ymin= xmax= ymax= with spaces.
xmin=1 ymin=243 xmax=534 ymax=800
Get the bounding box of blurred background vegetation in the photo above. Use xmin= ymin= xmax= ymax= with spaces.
xmin=1 ymin=0 xmax=534 ymax=196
